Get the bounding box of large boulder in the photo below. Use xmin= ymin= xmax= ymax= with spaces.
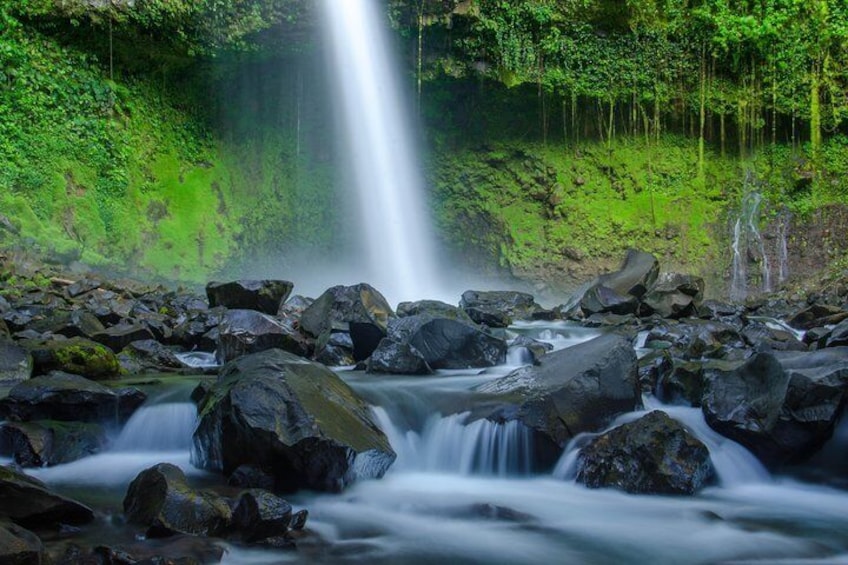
xmin=123 ymin=463 xmax=231 ymax=538
xmin=0 ymin=420 xmax=107 ymax=467
xmin=569 ymin=250 xmax=659 ymax=316
xmin=0 ymin=520 xmax=45 ymax=564
xmin=575 ymin=410 xmax=714 ymax=494
xmin=640 ymin=273 xmax=704 ymax=319
xmin=0 ymin=465 xmax=94 ymax=527
xmin=299 ymin=284 xmax=392 ymax=361
xmin=0 ymin=338 xmax=31 ymax=386
xmin=23 ymin=337 xmax=121 ymax=380
xmin=460 ymin=290 xmax=543 ymax=327
xmin=476 ymin=333 xmax=639 ymax=454
xmin=366 ymin=338 xmax=433 ymax=375
xmin=0 ymin=371 xmax=145 ymax=425
xmin=192 ymin=349 xmax=395 ymax=492
xmin=387 ymin=314 xmax=506 ymax=369
xmin=216 ymin=309 xmax=311 ymax=364
xmin=206 ymin=280 xmax=294 ymax=315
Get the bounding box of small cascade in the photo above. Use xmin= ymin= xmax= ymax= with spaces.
xmin=373 ymin=408 xmax=534 ymax=476
xmin=552 ymin=397 xmax=769 ymax=486
xmin=729 ymin=185 xmax=772 ymax=300
xmin=113 ymin=402 xmax=197 ymax=452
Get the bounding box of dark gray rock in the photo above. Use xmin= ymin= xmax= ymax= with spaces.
xmin=0 ymin=464 xmax=94 ymax=527
xmin=388 ymin=314 xmax=506 ymax=369
xmin=575 ymin=410 xmax=714 ymax=494
xmin=0 ymin=420 xmax=107 ymax=467
xmin=123 ymin=463 xmax=231 ymax=538
xmin=191 ymin=349 xmax=395 ymax=492
xmin=0 ymin=371 xmax=145 ymax=424
xmin=216 ymin=309 xmax=311 ymax=364
xmin=299 ymin=284 xmax=392 ymax=361
xmin=232 ymin=489 xmax=293 ymax=542
xmin=0 ymin=520 xmax=44 ymax=564
xmin=476 ymin=333 xmax=639 ymax=454
xmin=641 ymin=273 xmax=704 ymax=319
xmin=367 ymin=338 xmax=432 ymax=375
xmin=206 ymin=280 xmax=294 ymax=315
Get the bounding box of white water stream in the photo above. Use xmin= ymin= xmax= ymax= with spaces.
xmin=320 ymin=0 xmax=442 ymax=305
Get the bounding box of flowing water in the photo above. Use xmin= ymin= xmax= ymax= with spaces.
xmin=321 ymin=0 xmax=441 ymax=305
xmin=24 ymin=322 xmax=848 ymax=563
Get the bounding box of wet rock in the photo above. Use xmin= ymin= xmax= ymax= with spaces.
xmin=192 ymin=349 xmax=395 ymax=492
xmin=216 ymin=309 xmax=311 ymax=364
xmin=0 ymin=520 xmax=45 ymax=564
xmin=118 ymin=339 xmax=185 ymax=374
xmin=206 ymin=280 xmax=294 ymax=315
xmin=0 ymin=420 xmax=107 ymax=467
xmin=397 ymin=300 xmax=473 ymax=322
xmin=640 ymin=273 xmax=704 ymax=319
xmin=232 ymin=489 xmax=293 ymax=542
xmin=787 ymin=304 xmax=848 ymax=330
xmin=476 ymin=333 xmax=639 ymax=458
xmin=575 ymin=410 xmax=714 ymax=495
xmin=387 ymin=314 xmax=506 ymax=369
xmin=569 ymin=250 xmax=659 ymax=316
xmin=460 ymin=290 xmax=544 ymax=324
xmin=123 ymin=463 xmax=231 ymax=538
xmin=91 ymin=323 xmax=156 ymax=353
xmin=24 ymin=337 xmax=121 ymax=380
xmin=299 ymin=284 xmax=392 ymax=361
xmin=0 ymin=371 xmax=145 ymax=424
xmin=367 ymin=338 xmax=432 ymax=375
xmin=0 ymin=337 xmax=32 ymax=386
xmin=0 ymin=464 xmax=94 ymax=527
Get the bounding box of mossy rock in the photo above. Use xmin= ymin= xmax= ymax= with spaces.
xmin=24 ymin=337 xmax=121 ymax=380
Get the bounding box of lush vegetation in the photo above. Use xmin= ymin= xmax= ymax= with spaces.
xmin=1 ymin=0 xmax=846 ymax=292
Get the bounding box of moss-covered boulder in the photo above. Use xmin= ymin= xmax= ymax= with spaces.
xmin=24 ymin=337 xmax=121 ymax=380
xmin=191 ymin=349 xmax=395 ymax=492
xmin=123 ymin=463 xmax=232 ymax=538
xmin=575 ymin=410 xmax=714 ymax=494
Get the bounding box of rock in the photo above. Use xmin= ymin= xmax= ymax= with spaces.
xmin=123 ymin=463 xmax=231 ymax=538
xmin=787 ymin=304 xmax=848 ymax=330
xmin=476 ymin=333 xmax=639 ymax=459
xmin=118 ymin=339 xmax=185 ymax=374
xmin=192 ymin=349 xmax=395 ymax=492
xmin=0 ymin=520 xmax=45 ymax=564
xmin=387 ymin=314 xmax=506 ymax=369
xmin=0 ymin=338 xmax=32 ymax=386
xmin=216 ymin=309 xmax=311 ymax=364
xmin=701 ymin=353 xmax=790 ymax=466
xmin=91 ymin=323 xmax=156 ymax=353
xmin=0 ymin=420 xmax=107 ymax=467
xmin=206 ymin=280 xmax=294 ymax=315
xmin=640 ymin=273 xmax=704 ymax=319
xmin=299 ymin=284 xmax=392 ymax=360
xmin=397 ymin=300 xmax=473 ymax=322
xmin=367 ymin=338 xmax=432 ymax=375
xmin=575 ymin=410 xmax=714 ymax=494
xmin=460 ymin=290 xmax=543 ymax=326
xmin=568 ymin=250 xmax=659 ymax=315
xmin=0 ymin=464 xmax=94 ymax=527
xmin=232 ymin=489 xmax=293 ymax=542
xmin=24 ymin=337 xmax=121 ymax=380
xmin=0 ymin=371 xmax=145 ymax=424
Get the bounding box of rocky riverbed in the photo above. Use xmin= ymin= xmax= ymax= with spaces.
xmin=1 ymin=249 xmax=847 ymax=563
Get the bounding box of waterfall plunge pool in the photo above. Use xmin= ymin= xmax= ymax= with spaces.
xmin=20 ymin=322 xmax=848 ymax=564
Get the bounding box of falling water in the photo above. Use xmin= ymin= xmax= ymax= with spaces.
xmin=729 ymin=185 xmax=771 ymax=300
xmin=321 ymin=0 xmax=441 ymax=304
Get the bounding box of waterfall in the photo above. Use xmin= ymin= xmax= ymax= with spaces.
xmin=729 ymin=183 xmax=772 ymax=300
xmin=373 ymin=407 xmax=535 ymax=476
xmin=321 ymin=0 xmax=441 ymax=305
